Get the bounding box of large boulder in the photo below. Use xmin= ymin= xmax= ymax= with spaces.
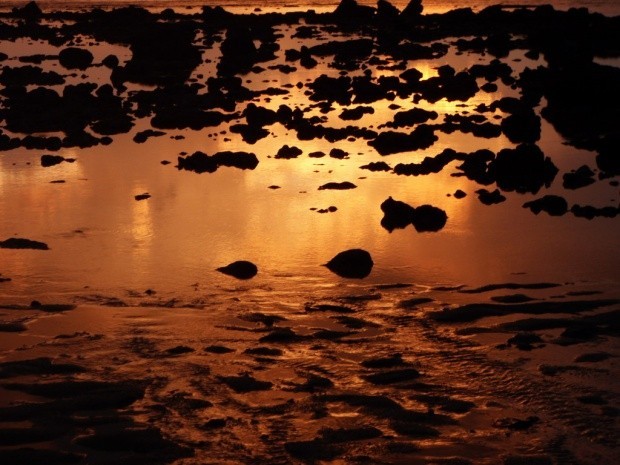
xmin=324 ymin=249 xmax=374 ymax=279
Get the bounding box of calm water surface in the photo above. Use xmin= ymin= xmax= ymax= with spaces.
xmin=0 ymin=5 xmax=618 ymax=305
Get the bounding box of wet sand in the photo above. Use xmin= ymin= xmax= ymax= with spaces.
xmin=0 ymin=1 xmax=619 ymax=463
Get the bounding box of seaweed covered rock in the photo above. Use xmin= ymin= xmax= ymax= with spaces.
xmin=324 ymin=249 xmax=373 ymax=279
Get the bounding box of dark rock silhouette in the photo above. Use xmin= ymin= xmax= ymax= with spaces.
xmin=324 ymin=249 xmax=374 ymax=279
xmin=318 ymin=182 xmax=357 ymax=190
xmin=380 ymin=197 xmax=416 ymax=231
xmin=523 ymin=195 xmax=568 ymax=216
xmin=40 ymin=154 xmax=65 ymax=167
xmin=411 ymin=205 xmax=448 ymax=232
xmin=275 ymin=145 xmax=303 ymax=159
xmin=563 ymin=165 xmax=596 ymax=190
xmin=58 ymin=48 xmax=94 ymax=70
xmin=380 ymin=197 xmax=447 ymax=232
xmin=360 ymin=161 xmax=391 ymax=172
xmin=13 ymin=1 xmax=42 ymax=22
xmin=332 ymin=0 xmax=375 ymax=22
xmin=491 ymin=144 xmax=558 ymax=194
xmin=0 ymin=238 xmax=49 ymax=250
xmin=113 ymin=22 xmax=202 ymax=86
xmin=177 ymin=151 xmax=259 ymax=174
xmin=216 ymin=261 xmax=258 ymax=280
xmin=369 ymin=125 xmax=438 ymax=155
xmin=476 ymin=189 xmax=506 ymax=205
xmin=571 ymin=204 xmax=619 ymax=219
xmin=400 ymin=0 xmax=423 ymax=19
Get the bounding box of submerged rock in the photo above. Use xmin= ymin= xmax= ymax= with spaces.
xmin=324 ymin=249 xmax=373 ymax=279
xmin=216 ymin=261 xmax=258 ymax=280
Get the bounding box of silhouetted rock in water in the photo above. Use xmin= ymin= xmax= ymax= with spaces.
xmin=476 ymin=189 xmax=506 ymax=205
xmin=379 ymin=196 xmax=410 ymax=231
xmin=0 ymin=65 xmax=65 ymax=86
xmin=570 ymin=204 xmax=619 ymax=219
xmin=523 ymin=195 xmax=568 ymax=216
xmin=318 ymin=181 xmax=357 ymax=190
xmin=411 ymin=205 xmax=448 ymax=232
xmin=324 ymin=249 xmax=373 ymax=279
xmin=369 ymin=125 xmax=438 ymax=155
xmin=491 ymin=294 xmax=536 ymax=304
xmin=218 ymin=27 xmax=258 ymax=76
xmin=102 ymin=54 xmax=119 ymax=69
xmin=393 ymin=148 xmax=461 ymax=176
xmin=491 ymin=144 xmax=558 ymax=194
xmin=229 ymin=124 xmax=269 ymax=144
xmin=439 ymin=114 xmax=502 ymax=139
xmin=309 ymin=151 xmax=326 ymax=158
xmin=133 ymin=129 xmax=165 ymax=143
xmin=134 ymin=193 xmax=151 ymax=201
xmin=399 ymin=67 xmax=423 ymax=84
xmin=58 ymin=47 xmax=94 ymax=70
xmin=329 ymin=148 xmax=348 ymax=159
xmin=2 ymin=83 xmax=132 ymax=140
xmin=453 ymin=149 xmax=495 ymax=185
xmin=0 ymin=238 xmax=48 ymax=250
xmin=416 ymin=71 xmax=479 ymax=103
xmin=244 ymin=103 xmax=278 ymax=127
xmin=500 ymin=109 xmax=541 ymax=143
xmin=275 ymin=144 xmax=303 ymax=159
xmin=360 ymin=161 xmax=391 ymax=172
xmin=522 ymin=62 xmax=620 ymax=148
xmin=204 ymin=345 xmax=235 ymax=354
xmin=386 ymin=108 xmax=438 ymax=128
xmin=308 ymin=74 xmax=352 ymax=105
xmin=40 ymin=154 xmax=65 ymax=167
xmin=595 ymin=133 xmax=620 ymax=177
xmin=13 ymin=1 xmax=42 ymax=22
xmin=381 ymin=197 xmax=447 ymax=232
xmin=339 ymin=106 xmax=374 ymax=121
xmin=332 ymin=0 xmax=375 ymax=22
xmin=177 ymin=151 xmax=258 ymax=173
xmin=400 ymin=0 xmax=423 ymax=19
xmin=113 ymin=22 xmax=202 ymax=86
xmin=151 ymin=108 xmax=234 ymax=131
xmin=377 ymin=0 xmax=400 ymax=23
xmin=563 ymin=165 xmax=595 ymax=190
xmin=453 ymin=189 xmax=466 ymax=199
xmin=219 ymin=373 xmax=272 ymax=393
xmin=216 ymin=261 xmax=258 ymax=280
